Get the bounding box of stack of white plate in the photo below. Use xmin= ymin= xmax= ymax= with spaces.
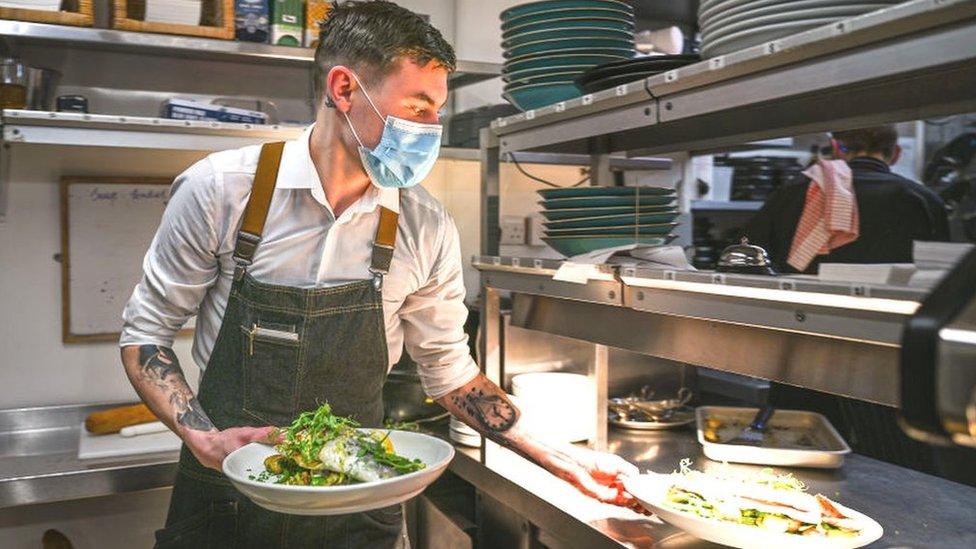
xmin=512 ymin=373 xmax=594 ymax=443
xmin=449 ymin=415 xmax=482 ymax=447
xmin=698 ymin=0 xmax=903 ymax=58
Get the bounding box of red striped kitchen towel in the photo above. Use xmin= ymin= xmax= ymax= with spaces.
xmin=787 ymin=159 xmax=859 ymax=272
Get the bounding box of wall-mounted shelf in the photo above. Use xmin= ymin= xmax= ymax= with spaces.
xmin=0 ymin=20 xmax=502 ymax=90
xmin=0 ymin=110 xmax=490 ymax=222
xmin=488 ymin=0 xmax=976 ymax=155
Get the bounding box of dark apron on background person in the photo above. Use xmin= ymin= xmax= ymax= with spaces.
xmin=155 ymin=142 xmax=406 ymax=548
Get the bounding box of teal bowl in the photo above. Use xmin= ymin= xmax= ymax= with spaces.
xmin=502 ymin=6 xmax=634 ymax=29
xmin=503 ymin=17 xmax=634 ymax=40
xmin=545 ymin=222 xmax=679 ymax=237
xmin=503 ymin=81 xmax=582 ymax=111
xmin=542 ymin=235 xmax=674 ymax=257
xmin=538 ymin=186 xmax=674 ymax=199
xmin=504 ymin=52 xmax=631 ymax=73
xmin=541 ymin=195 xmax=675 ymax=209
xmin=503 ymin=64 xmax=596 ymax=82
xmin=502 ymin=0 xmax=633 ymax=20
xmin=503 ymin=26 xmax=634 ymax=49
xmin=540 ymin=204 xmax=677 ymax=221
xmin=507 ymin=37 xmax=635 ymax=58
xmin=544 ymin=211 xmax=680 ymax=229
xmin=505 ymin=70 xmax=585 ymax=87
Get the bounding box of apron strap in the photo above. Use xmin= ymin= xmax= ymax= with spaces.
xmin=232 ymin=140 xmax=401 ymax=285
xmin=369 ymin=206 xmax=399 ymax=287
xmin=233 ymin=141 xmax=285 ymax=274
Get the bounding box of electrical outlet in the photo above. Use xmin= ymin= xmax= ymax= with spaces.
xmin=499 ymin=215 xmax=526 ymax=245
xmin=526 ymin=213 xmax=546 ymax=246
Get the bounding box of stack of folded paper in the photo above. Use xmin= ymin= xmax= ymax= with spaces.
xmin=0 ymin=0 xmax=62 ymax=11
xmin=144 ymin=0 xmax=202 ymax=26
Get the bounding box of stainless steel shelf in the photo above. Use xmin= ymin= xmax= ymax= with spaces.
xmin=474 ymin=256 xmax=926 ymax=405
xmin=0 ymin=110 xmax=488 ymax=160
xmin=488 ymin=0 xmax=976 ymax=155
xmin=1 ymin=109 xmax=305 ymax=151
xmin=0 ymin=20 xmax=501 ymax=89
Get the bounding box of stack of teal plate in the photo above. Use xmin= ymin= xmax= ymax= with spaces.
xmin=501 ymin=0 xmax=636 ymax=111
xmin=537 ymin=186 xmax=679 ymax=257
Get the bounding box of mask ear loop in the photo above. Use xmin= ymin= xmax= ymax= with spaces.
xmin=348 ymin=71 xmax=387 ymax=124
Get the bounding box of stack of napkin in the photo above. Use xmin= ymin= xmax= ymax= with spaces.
xmin=0 ymin=0 xmax=62 ymax=11
xmin=144 ymin=0 xmax=202 ymax=25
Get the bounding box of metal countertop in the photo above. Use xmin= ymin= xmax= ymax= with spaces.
xmin=3 ymin=403 xmax=975 ymax=548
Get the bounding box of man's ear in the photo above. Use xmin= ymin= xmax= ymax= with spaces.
xmin=889 ymin=144 xmax=902 ymax=166
xmin=830 ymin=138 xmax=846 ymax=160
xmin=326 ymin=66 xmax=357 ymax=113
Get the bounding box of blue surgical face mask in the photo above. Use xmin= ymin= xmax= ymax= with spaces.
xmin=342 ymin=73 xmax=442 ymax=189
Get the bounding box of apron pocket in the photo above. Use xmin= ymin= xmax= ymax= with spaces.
xmin=155 ymin=499 xmax=238 ymax=549
xmin=241 ymin=323 xmax=302 ymax=425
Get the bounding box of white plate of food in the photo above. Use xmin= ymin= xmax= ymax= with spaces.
xmin=623 ymin=461 xmax=883 ymax=549
xmin=223 ymin=404 xmax=455 ymax=515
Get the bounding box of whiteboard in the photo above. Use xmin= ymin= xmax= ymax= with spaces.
xmin=60 ymin=177 xmax=193 ymax=342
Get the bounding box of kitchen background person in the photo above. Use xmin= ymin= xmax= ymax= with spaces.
xmin=118 ymin=1 xmax=637 ymax=547
xmin=746 ymin=124 xmax=950 ymax=274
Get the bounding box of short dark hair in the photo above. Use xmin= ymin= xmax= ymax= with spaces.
xmin=313 ymin=1 xmax=456 ymax=101
xmin=832 ymin=125 xmax=899 ymax=158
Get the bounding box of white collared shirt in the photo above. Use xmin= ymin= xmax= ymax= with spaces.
xmin=120 ymin=125 xmax=479 ymax=398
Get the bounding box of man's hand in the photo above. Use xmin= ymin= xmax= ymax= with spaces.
xmin=183 ymin=426 xmax=278 ymax=471
xmin=538 ymin=444 xmax=639 ymax=506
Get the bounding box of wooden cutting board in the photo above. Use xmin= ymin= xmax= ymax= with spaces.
xmin=77 ymin=423 xmax=182 ymax=460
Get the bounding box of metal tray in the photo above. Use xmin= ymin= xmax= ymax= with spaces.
xmin=696 ymin=406 xmax=851 ymax=469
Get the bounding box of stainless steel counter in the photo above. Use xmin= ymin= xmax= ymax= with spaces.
xmin=0 ymin=403 xmax=178 ymax=509
xmin=4 ymin=403 xmax=975 ymax=548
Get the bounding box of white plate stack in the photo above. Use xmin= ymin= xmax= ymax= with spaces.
xmin=144 ymin=0 xmax=203 ymax=26
xmin=449 ymin=415 xmax=482 ymax=448
xmin=512 ymin=372 xmax=594 ymax=443
xmin=0 ymin=0 xmax=61 ymax=11
xmin=698 ymin=0 xmax=903 ymax=58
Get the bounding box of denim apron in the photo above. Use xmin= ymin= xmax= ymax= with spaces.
xmin=155 ymin=142 xmax=405 ymax=548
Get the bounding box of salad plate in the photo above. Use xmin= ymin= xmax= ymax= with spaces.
xmin=624 ymin=463 xmax=884 ymax=549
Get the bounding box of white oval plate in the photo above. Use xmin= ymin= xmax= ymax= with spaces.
xmin=623 ymin=473 xmax=884 ymax=549
xmin=223 ymin=430 xmax=455 ymax=516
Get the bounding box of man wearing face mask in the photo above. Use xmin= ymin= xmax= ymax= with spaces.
xmin=119 ymin=2 xmax=638 ymax=547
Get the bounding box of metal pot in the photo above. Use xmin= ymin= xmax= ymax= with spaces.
xmin=383 ymin=363 xmax=445 ymax=423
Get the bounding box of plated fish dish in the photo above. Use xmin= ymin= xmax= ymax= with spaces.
xmin=251 ymin=403 xmax=426 ymax=486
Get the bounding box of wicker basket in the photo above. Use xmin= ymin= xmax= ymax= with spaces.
xmin=0 ymin=0 xmax=94 ymax=27
xmin=111 ymin=0 xmax=234 ymax=40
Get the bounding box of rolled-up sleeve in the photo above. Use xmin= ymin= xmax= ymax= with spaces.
xmin=120 ymin=159 xmax=221 ymax=348
xmin=399 ymin=213 xmax=480 ymax=399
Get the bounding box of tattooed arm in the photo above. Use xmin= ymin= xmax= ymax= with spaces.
xmin=437 ymin=374 xmax=638 ymax=504
xmin=121 ymin=344 xmax=274 ymax=470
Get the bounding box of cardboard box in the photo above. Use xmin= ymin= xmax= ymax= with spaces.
xmin=304 ymin=0 xmax=332 ymax=48
xmin=235 ymin=0 xmax=270 ymax=43
xmin=271 ymin=0 xmax=303 ymax=47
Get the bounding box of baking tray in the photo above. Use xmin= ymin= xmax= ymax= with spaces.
xmin=696 ymin=406 xmax=851 ymax=469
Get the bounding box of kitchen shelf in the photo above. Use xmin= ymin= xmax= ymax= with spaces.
xmin=487 ymin=0 xmax=976 ymax=155
xmin=475 ymin=256 xmax=925 ymax=406
xmin=0 ymin=20 xmax=501 ymax=90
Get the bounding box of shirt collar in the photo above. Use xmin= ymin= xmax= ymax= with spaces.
xmin=847 ymin=156 xmax=890 ymax=174
xmin=274 ymin=124 xmax=400 ymax=215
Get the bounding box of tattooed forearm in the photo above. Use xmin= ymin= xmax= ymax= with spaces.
xmin=449 ymin=385 xmax=518 ymax=433
xmin=137 ymin=345 xmax=215 ymax=432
